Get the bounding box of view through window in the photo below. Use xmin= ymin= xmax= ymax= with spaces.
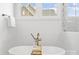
xmin=42 ymin=3 xmax=57 ymax=16
xmin=21 ymin=3 xmax=57 ymax=16
xmin=66 ymin=3 xmax=79 ymax=16
xmin=21 ymin=3 xmax=36 ymax=16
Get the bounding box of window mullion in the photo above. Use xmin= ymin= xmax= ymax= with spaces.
xmin=35 ymin=3 xmax=42 ymax=16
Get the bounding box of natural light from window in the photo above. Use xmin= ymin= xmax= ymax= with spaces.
xmin=66 ymin=3 xmax=79 ymax=16
xmin=42 ymin=3 xmax=57 ymax=16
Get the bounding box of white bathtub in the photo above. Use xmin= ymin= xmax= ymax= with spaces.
xmin=8 ymin=46 xmax=65 ymax=55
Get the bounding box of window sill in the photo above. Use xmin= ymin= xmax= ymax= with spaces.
xmin=15 ymin=16 xmax=61 ymax=21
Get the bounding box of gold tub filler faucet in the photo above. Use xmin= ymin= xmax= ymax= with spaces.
xmin=31 ymin=33 xmax=42 ymax=55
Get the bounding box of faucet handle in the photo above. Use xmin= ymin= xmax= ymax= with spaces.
xmin=31 ymin=33 xmax=41 ymax=41
xmin=31 ymin=33 xmax=36 ymax=40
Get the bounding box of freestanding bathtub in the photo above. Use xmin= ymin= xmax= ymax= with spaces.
xmin=8 ymin=46 xmax=65 ymax=55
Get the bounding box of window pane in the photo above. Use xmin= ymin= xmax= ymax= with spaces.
xmin=42 ymin=3 xmax=57 ymax=9
xmin=67 ymin=7 xmax=75 ymax=16
xmin=76 ymin=3 xmax=79 ymax=16
xmin=21 ymin=3 xmax=36 ymax=16
xmin=66 ymin=3 xmax=76 ymax=16
xmin=42 ymin=3 xmax=57 ymax=16
xmin=66 ymin=3 xmax=75 ymax=7
xmin=76 ymin=3 xmax=79 ymax=7
xmin=76 ymin=8 xmax=79 ymax=16
xmin=66 ymin=3 xmax=79 ymax=16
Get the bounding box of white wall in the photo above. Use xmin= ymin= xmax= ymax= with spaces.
xmin=0 ymin=3 xmax=13 ymax=16
xmin=0 ymin=3 xmax=14 ymax=54
xmin=15 ymin=19 xmax=62 ymax=46
xmin=0 ymin=17 xmax=8 ymax=54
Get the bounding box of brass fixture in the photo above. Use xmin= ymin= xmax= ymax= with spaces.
xmin=31 ymin=33 xmax=42 ymax=55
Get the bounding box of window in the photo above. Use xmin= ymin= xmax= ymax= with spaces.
xmin=66 ymin=3 xmax=79 ymax=16
xmin=42 ymin=3 xmax=57 ymax=16
xmin=21 ymin=3 xmax=36 ymax=16
xmin=21 ymin=3 xmax=58 ymax=16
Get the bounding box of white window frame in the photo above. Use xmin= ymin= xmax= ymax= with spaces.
xmin=14 ymin=3 xmax=62 ymax=20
